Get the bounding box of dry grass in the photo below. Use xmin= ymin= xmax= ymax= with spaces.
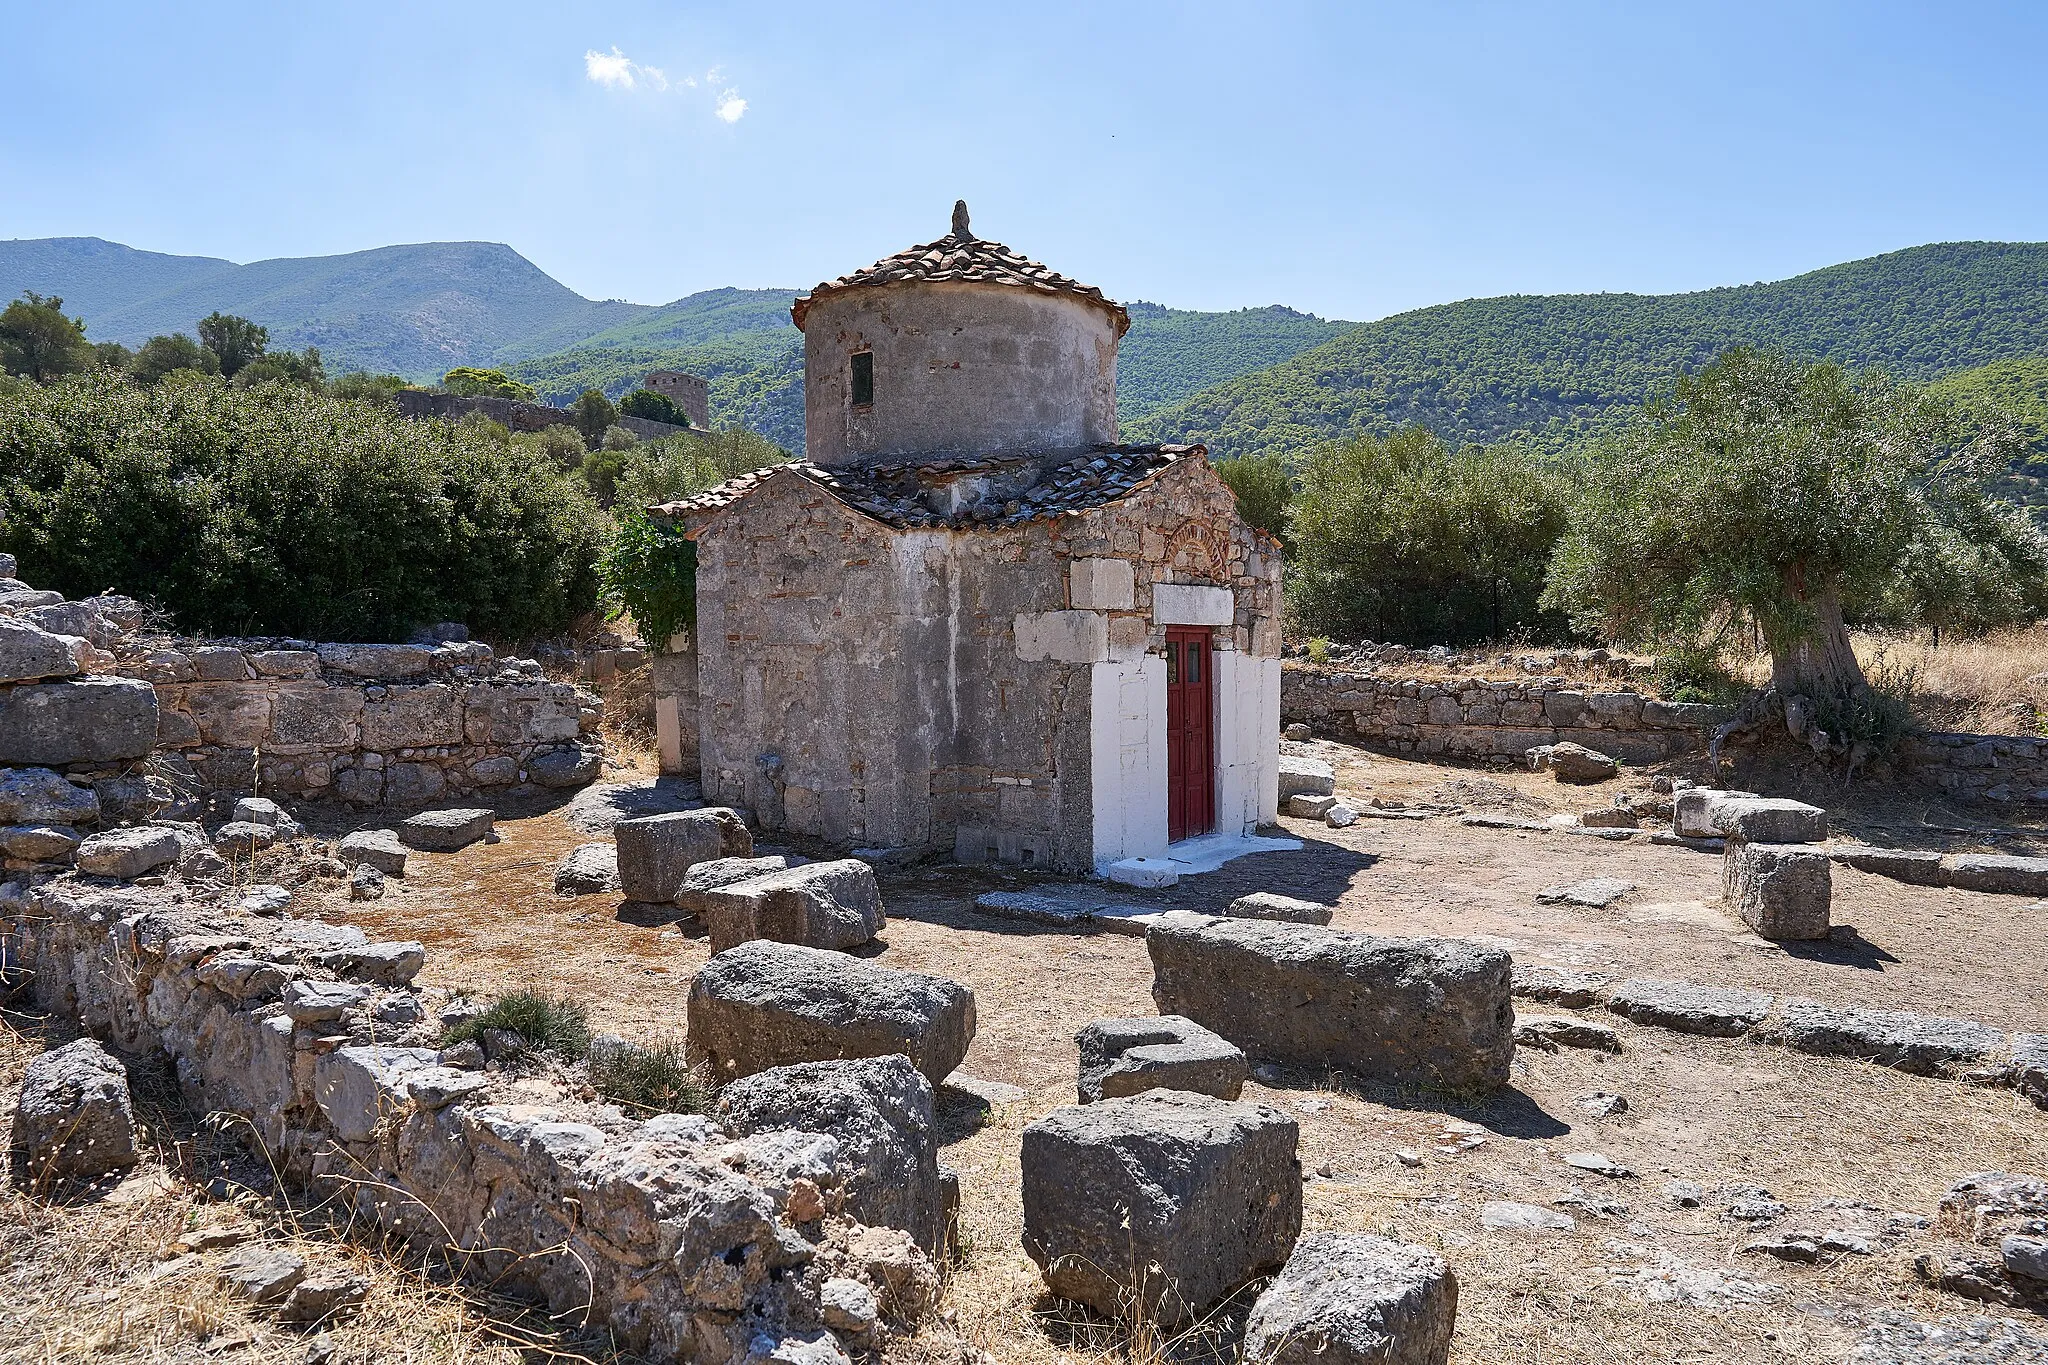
xmin=1852 ymin=625 xmax=2048 ymax=736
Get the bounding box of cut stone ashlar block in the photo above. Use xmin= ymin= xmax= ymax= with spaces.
xmin=1942 ymin=854 xmax=2048 ymax=898
xmin=75 ymin=825 xmax=182 ymax=880
xmin=1147 ymin=913 xmax=1514 ymax=1093
xmin=1677 ymin=791 xmax=1827 ymax=844
xmin=1723 ymin=841 xmax=1832 ymax=941
xmin=1021 ymin=1090 xmax=1301 ymax=1328
xmin=0 ymin=617 xmax=83 ymax=684
xmin=1242 ymin=1232 xmax=1458 ymax=1365
xmin=614 ymin=807 xmax=752 ymax=903
xmin=1768 ymin=1000 xmax=2004 ymax=1076
xmin=0 ymin=676 xmax=158 ymax=766
xmin=1076 ymin=1015 xmax=1248 ymax=1103
xmin=1278 ymin=755 xmax=1336 ymax=801
xmin=1226 ymin=892 xmax=1335 ymax=925
xmin=1606 ymin=978 xmax=1772 ymax=1037
xmin=675 ymin=855 xmax=794 ymax=915
xmin=11 ymin=1037 xmax=139 ymax=1182
xmin=700 ymin=858 xmax=885 ymax=953
xmin=337 ymin=828 xmax=407 ymax=876
xmin=396 ymin=808 xmax=495 ymax=853
xmin=1830 ymin=844 xmax=1946 ymax=886
xmin=686 ymin=939 xmax=975 ymax=1084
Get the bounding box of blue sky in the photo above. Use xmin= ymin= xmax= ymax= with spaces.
xmin=5 ymin=1 xmax=2046 ymax=322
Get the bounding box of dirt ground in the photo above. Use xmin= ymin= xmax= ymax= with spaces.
xmin=8 ymin=738 xmax=2048 ymax=1363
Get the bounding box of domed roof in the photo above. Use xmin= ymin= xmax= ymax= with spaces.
xmin=791 ymin=201 xmax=1129 ymax=337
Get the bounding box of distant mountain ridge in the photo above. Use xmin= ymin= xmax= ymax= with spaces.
xmin=1125 ymin=240 xmax=2048 ymax=459
xmin=0 ymin=236 xmax=1346 ymax=449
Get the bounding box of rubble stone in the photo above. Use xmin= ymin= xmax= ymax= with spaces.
xmin=1527 ymin=741 xmax=1618 ymax=783
xmin=0 ymin=767 xmax=99 ymax=825
xmin=687 ymin=940 xmax=973 ymax=1084
xmin=1225 ymin=892 xmax=1334 ymax=925
xmin=10 ymin=1037 xmax=139 ymax=1182
xmin=1515 ymin=1015 xmax=1622 ymax=1052
xmin=1241 ymin=1232 xmax=1457 ymax=1365
xmin=701 ymin=859 xmax=885 ymax=953
xmin=1723 ymin=841 xmax=1832 ymax=940
xmin=1147 ymin=913 xmax=1514 ymax=1092
xmin=0 ymin=617 xmax=83 ymax=683
xmin=615 ymin=808 xmax=753 ymax=902
xmin=1021 ymin=1090 xmax=1301 ymax=1327
xmin=553 ymin=842 xmax=620 ymax=895
xmin=396 ymin=808 xmax=495 ymax=852
xmin=218 ymin=1246 xmax=308 ymax=1304
xmin=1076 ymin=1014 xmax=1248 ymax=1102
xmin=336 ymin=829 xmax=407 ymax=876
xmin=75 ymin=825 xmax=182 ymax=880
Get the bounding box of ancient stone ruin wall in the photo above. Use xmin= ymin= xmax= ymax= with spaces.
xmin=1282 ymin=667 xmax=1724 ymax=765
xmin=1897 ymin=732 xmax=2048 ymax=805
xmin=113 ymin=639 xmax=606 ymax=806
xmin=6 ymin=877 xmax=916 ymax=1363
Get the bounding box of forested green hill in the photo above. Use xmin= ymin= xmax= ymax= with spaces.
xmin=1929 ymin=355 xmax=2048 ymax=515
xmin=1127 ymin=241 xmax=2048 ymax=459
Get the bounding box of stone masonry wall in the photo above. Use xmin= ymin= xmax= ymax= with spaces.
xmin=5 ymin=877 xmax=924 ymax=1363
xmin=114 ymin=639 xmax=606 ymax=806
xmin=1897 ymin=732 xmax=2048 ymax=806
xmin=1282 ymin=666 xmax=1724 ymax=765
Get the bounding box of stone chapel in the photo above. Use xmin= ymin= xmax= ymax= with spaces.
xmin=650 ymin=203 xmax=1282 ymax=875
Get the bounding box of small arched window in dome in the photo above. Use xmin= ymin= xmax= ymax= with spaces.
xmin=851 ymin=350 xmax=874 ymax=408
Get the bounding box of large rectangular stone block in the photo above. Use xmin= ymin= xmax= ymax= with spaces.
xmin=361 ymin=684 xmax=462 ymax=749
xmin=0 ymin=617 xmax=83 ymax=684
xmin=699 ymin=858 xmax=885 ymax=952
xmin=0 ymin=677 xmax=158 ymax=765
xmin=268 ymin=684 xmax=364 ymax=750
xmin=614 ymin=807 xmax=753 ymax=902
xmin=1022 ymin=1091 xmax=1300 ymax=1327
xmin=1723 ymin=842 xmax=1832 ymax=940
xmin=1147 ymin=913 xmax=1515 ymax=1092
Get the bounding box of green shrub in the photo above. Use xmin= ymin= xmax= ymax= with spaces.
xmin=1213 ymin=451 xmax=1292 ymax=543
xmin=0 ymin=371 xmax=604 ymax=640
xmin=442 ymin=366 xmax=537 ymax=401
xmin=586 ymin=1036 xmax=710 ymax=1116
xmin=614 ymin=429 xmax=791 ymax=510
xmin=442 ymin=989 xmax=592 ymax=1058
xmin=600 ymin=424 xmax=638 ymax=452
xmin=1305 ymin=637 xmax=1333 ymax=664
xmin=1651 ymin=639 xmax=1746 ymax=705
xmin=599 ymin=511 xmax=697 ymax=650
xmin=619 ymin=388 xmax=688 ymax=427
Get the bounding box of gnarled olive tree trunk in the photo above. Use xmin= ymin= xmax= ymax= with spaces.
xmin=1766 ymin=574 xmax=1867 ymax=699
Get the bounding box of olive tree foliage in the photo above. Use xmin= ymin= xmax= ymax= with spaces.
xmin=1542 ymin=348 xmax=2048 ymax=698
xmin=1212 ymin=451 xmax=1292 ymax=543
xmin=1289 ymin=426 xmax=1570 ymax=645
xmin=613 ymin=428 xmax=792 ymax=511
xmin=0 ymin=371 xmax=604 ymax=640
xmin=197 ymin=312 xmax=269 ymax=378
xmin=0 ymin=292 xmax=95 ymax=382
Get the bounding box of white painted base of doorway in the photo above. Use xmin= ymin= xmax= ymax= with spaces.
xmin=1099 ymin=830 xmax=1303 ymax=886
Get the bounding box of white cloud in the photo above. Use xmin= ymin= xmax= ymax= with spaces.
xmin=584 ymin=46 xmax=667 ymax=91
xmin=715 ymin=89 xmax=748 ymax=122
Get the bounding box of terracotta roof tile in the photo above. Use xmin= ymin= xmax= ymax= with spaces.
xmin=650 ymin=444 xmax=1206 ymax=530
xmin=791 ymin=202 xmax=1128 ymax=336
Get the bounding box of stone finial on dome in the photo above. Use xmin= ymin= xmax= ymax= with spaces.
xmin=951 ymin=199 xmax=972 ymax=241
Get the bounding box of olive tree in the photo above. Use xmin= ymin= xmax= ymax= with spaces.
xmin=1542 ymin=347 xmax=2048 ymax=697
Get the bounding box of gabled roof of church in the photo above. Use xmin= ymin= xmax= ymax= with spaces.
xmin=790 ymin=201 xmax=1130 ymax=337
xmin=652 ymin=444 xmax=1206 ymax=532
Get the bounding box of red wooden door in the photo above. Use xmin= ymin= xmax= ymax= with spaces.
xmin=1165 ymin=627 xmax=1215 ymax=842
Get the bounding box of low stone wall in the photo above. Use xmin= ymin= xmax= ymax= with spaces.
xmin=6 ymin=876 xmax=919 ymax=1362
xmin=114 ymin=639 xmax=606 ymax=806
xmin=1281 ymin=666 xmax=1726 ymax=765
xmin=1897 ymin=732 xmax=2048 ymax=806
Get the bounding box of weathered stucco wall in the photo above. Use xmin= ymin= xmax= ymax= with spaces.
xmin=686 ymin=459 xmax=1281 ymax=872
xmin=115 ymin=640 xmax=605 ymax=805
xmin=801 ymin=284 xmax=1121 ymax=466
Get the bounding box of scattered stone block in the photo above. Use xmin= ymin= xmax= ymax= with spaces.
xmin=675 ymin=854 xmax=793 ymax=914
xmin=1942 ymin=854 xmax=2048 ymax=898
xmin=280 ymin=1271 xmax=369 ymax=1324
xmin=1241 ymin=1232 xmax=1457 ymax=1365
xmin=1148 ymin=913 xmax=1514 ymax=1093
xmin=1278 ymin=755 xmax=1336 ymax=800
xmin=0 ymin=767 xmax=99 ymax=825
xmin=231 ymin=796 xmax=300 ymax=832
xmin=552 ymin=842 xmax=620 ymax=895
xmin=1075 ymin=1015 xmax=1248 ymax=1103
xmin=0 ymin=824 xmax=79 ymax=861
xmin=1514 ymin=1015 xmax=1622 ymax=1052
xmin=75 ymin=825 xmax=182 ymax=880
xmin=1850 ymin=1310 xmax=2048 ymax=1362
xmin=1708 ymin=796 xmax=1828 ymax=844
xmin=0 ymin=617 xmax=82 ymax=683
xmin=1723 ymin=842 xmax=1832 ymax=940
xmin=527 ymin=743 xmax=602 ymax=789
xmin=397 ymin=808 xmax=495 ymax=852
xmin=349 ymin=865 xmax=386 ymax=900
xmin=1325 ymin=802 xmax=1360 ymax=828
xmin=217 ymin=1246 xmax=308 ymax=1305
xmin=700 ymin=858 xmax=884 ymax=953
xmin=1606 ymin=978 xmax=1772 ymax=1037
xmin=1225 ymin=892 xmax=1334 ymax=925
xmin=1563 ymin=1151 xmax=1633 ymax=1178
xmin=1103 ymin=855 xmax=1178 ymax=888
xmin=1534 ymin=877 xmax=1634 ymax=908
xmin=1941 ymin=1172 xmax=2048 ymax=1245
xmin=0 ymin=677 xmax=158 ymax=765
xmin=614 ymin=808 xmax=752 ymax=902
xmin=1575 ymin=1090 xmax=1628 ymax=1116
xmin=1526 ymin=742 xmax=1617 ymax=783
xmin=719 ymin=1055 xmax=949 ymax=1254
xmin=237 ymin=884 xmax=291 ymax=916
xmin=1480 ymin=1201 xmax=1574 ymax=1232
xmin=213 ymin=820 xmax=281 ymax=858
xmin=1673 ymin=788 xmax=1754 ymax=838
xmin=1577 ymin=807 xmax=1639 ymax=829
xmin=1287 ymin=793 xmax=1338 ymax=819
xmin=1510 ymin=965 xmax=1610 ymax=1007
xmin=1283 ymin=722 xmax=1311 ymax=741
xmin=2009 ymin=1035 xmax=2048 ymax=1110
xmin=1771 ymin=1000 xmax=2003 ymax=1075
xmin=687 ymin=939 xmax=974 ymax=1084
xmin=335 ymin=829 xmax=407 ymax=876
xmin=1830 ymin=844 xmax=1946 ymax=886
xmin=11 ymin=1038 xmax=139 ymax=1182
xmin=1021 ymin=1090 xmax=1301 ymax=1327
